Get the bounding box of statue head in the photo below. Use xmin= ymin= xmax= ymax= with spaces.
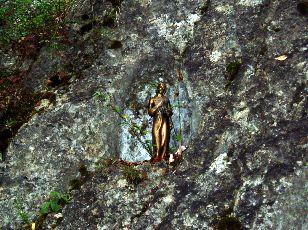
xmin=156 ymin=82 xmax=167 ymax=95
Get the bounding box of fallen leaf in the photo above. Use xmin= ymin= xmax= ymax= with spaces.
xmin=275 ymin=55 xmax=288 ymax=61
xmin=174 ymin=91 xmax=179 ymax=98
xmin=176 ymin=69 xmax=184 ymax=81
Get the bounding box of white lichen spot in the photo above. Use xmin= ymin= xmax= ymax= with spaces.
xmin=149 ymin=12 xmax=201 ymax=53
xmin=163 ymin=194 xmax=174 ymax=204
xmin=209 ymin=153 xmax=229 ymax=174
xmin=97 ymin=225 xmax=109 ymax=230
xmin=182 ymin=211 xmax=205 ymax=228
xmin=139 ymin=0 xmax=152 ymax=7
xmin=215 ymin=4 xmax=234 ymax=15
xmin=241 ymin=176 xmax=264 ymax=190
xmin=233 ymin=107 xmax=250 ymax=122
xmin=117 ymin=179 xmax=128 ymax=188
xmin=210 ymin=50 xmax=222 ymax=63
xmin=35 ymin=99 xmax=52 ymax=111
xmin=278 ymin=177 xmax=293 ymax=188
xmin=238 ymin=0 xmax=265 ymax=7
xmin=244 ymin=65 xmax=255 ymax=79
xmin=295 ymin=61 xmax=306 ymax=70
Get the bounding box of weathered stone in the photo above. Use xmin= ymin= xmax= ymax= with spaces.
xmin=0 ymin=0 xmax=307 ymax=229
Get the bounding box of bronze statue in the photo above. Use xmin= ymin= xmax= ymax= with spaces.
xmin=148 ymin=82 xmax=173 ymax=162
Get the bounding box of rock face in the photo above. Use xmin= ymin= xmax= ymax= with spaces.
xmin=0 ymin=0 xmax=307 ymax=229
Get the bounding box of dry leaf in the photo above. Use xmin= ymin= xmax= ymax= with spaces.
xmin=176 ymin=69 xmax=184 ymax=81
xmin=174 ymin=91 xmax=179 ymax=99
xmin=275 ymin=55 xmax=288 ymax=61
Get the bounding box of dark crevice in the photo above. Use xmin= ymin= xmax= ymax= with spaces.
xmin=47 ymin=75 xmax=62 ymax=87
xmin=216 ymin=215 xmax=243 ymax=230
xmin=107 ymin=0 xmax=123 ymax=8
xmin=199 ymin=0 xmax=210 ymax=15
xmin=297 ymin=2 xmax=308 ymax=16
xmin=79 ymin=21 xmax=96 ymax=35
xmin=108 ymin=40 xmax=123 ymax=49
xmin=81 ymin=14 xmax=90 ymax=20
xmin=224 ymin=61 xmax=242 ymax=90
xmin=0 ymin=91 xmax=56 ymax=161
xmin=47 ymin=71 xmax=70 ymax=88
xmin=69 ymin=163 xmax=93 ymax=191
xmin=102 ymin=14 xmax=116 ymax=28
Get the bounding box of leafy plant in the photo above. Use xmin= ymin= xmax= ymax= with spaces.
xmin=40 ymin=191 xmax=72 ymax=214
xmin=93 ymin=91 xmax=153 ymax=154
xmin=102 ymin=8 xmax=118 ymax=27
xmin=175 ymin=133 xmax=183 ymax=143
xmin=93 ymin=91 xmax=104 ymax=98
xmin=14 ymin=199 xmax=30 ymax=225
xmin=225 ymin=60 xmax=241 ymax=89
xmin=122 ymin=165 xmax=146 ymax=185
xmin=5 ymin=119 xmax=17 ymax=128
xmin=0 ymin=0 xmax=72 ymax=46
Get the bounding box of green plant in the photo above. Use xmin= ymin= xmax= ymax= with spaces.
xmin=93 ymin=91 xmax=104 ymax=98
xmin=93 ymin=91 xmax=111 ymax=103
xmin=172 ymin=71 xmax=185 ymax=150
xmin=14 ymin=199 xmax=30 ymax=225
xmin=5 ymin=119 xmax=17 ymax=129
xmin=94 ymin=157 xmax=119 ymax=173
xmin=226 ymin=61 xmax=241 ymax=77
xmin=102 ymin=8 xmax=118 ymax=27
xmin=93 ymin=91 xmax=153 ymax=154
xmin=122 ymin=165 xmax=146 ymax=185
xmin=0 ymin=0 xmax=72 ymax=46
xmin=100 ymin=27 xmax=115 ymax=38
xmin=225 ymin=60 xmax=241 ymax=89
xmin=175 ymin=133 xmax=183 ymax=143
xmin=40 ymin=191 xmax=72 ymax=214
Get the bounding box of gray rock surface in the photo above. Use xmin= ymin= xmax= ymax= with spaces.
xmin=0 ymin=0 xmax=307 ymax=229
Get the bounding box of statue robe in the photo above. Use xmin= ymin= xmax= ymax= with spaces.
xmin=148 ymin=95 xmax=173 ymax=161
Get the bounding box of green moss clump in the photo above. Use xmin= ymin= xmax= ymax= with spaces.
xmin=102 ymin=8 xmax=117 ymax=28
xmin=122 ymin=165 xmax=147 ymax=185
xmin=200 ymin=4 xmax=209 ymax=15
xmin=226 ymin=61 xmax=241 ymax=78
xmin=95 ymin=157 xmax=118 ymax=170
xmin=225 ymin=61 xmax=241 ymax=89
xmin=69 ymin=178 xmax=84 ymax=190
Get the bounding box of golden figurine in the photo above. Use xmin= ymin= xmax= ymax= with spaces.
xmin=148 ymin=82 xmax=173 ymax=162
